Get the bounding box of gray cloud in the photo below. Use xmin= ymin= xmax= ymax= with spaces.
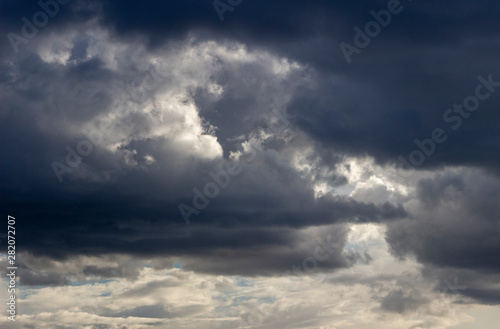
xmin=0 ymin=29 xmax=406 ymax=277
xmin=386 ymin=169 xmax=500 ymax=304
xmin=380 ymin=289 xmax=429 ymax=314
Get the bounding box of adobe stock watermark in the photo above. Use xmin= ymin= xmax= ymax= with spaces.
xmin=213 ymin=0 xmax=243 ymax=21
xmin=397 ymin=74 xmax=500 ymax=178
xmin=178 ymin=107 xmax=295 ymax=224
xmin=51 ymin=67 xmax=166 ymax=182
xmin=6 ymin=215 xmax=17 ymax=322
xmin=340 ymin=0 xmax=410 ymax=64
xmin=7 ymin=0 xmax=72 ymax=54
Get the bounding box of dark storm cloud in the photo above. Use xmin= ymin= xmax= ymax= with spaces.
xmin=1 ymin=0 xmax=499 ymax=287
xmin=0 ymin=16 xmax=408 ymax=277
xmin=3 ymin=0 xmax=500 ymax=171
xmin=386 ymin=170 xmax=500 ymax=304
xmin=0 ymin=257 xmax=69 ymax=286
xmin=288 ymin=55 xmax=500 ymax=173
xmin=173 ymin=225 xmax=374 ymax=276
xmin=429 ymin=267 xmax=500 ymax=305
xmin=68 ymin=0 xmax=500 ymax=51
xmin=18 ymin=270 xmax=70 ymax=286
xmin=0 ymin=0 xmax=99 ymax=53
xmin=82 ymin=265 xmax=140 ymax=280
xmin=77 ymin=0 xmax=500 ymax=173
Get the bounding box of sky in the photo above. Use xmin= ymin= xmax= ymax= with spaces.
xmin=0 ymin=0 xmax=500 ymax=328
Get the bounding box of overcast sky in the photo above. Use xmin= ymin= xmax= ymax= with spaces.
xmin=1 ymin=0 xmax=500 ymax=328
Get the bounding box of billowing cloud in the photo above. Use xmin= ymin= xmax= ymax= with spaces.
xmin=386 ymin=168 xmax=500 ymax=304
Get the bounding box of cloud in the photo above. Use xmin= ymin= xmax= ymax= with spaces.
xmin=1 ymin=1 xmax=500 ymax=327
xmin=386 ymin=168 xmax=500 ymax=304
xmin=0 ymin=224 xmax=476 ymax=329
xmin=0 ymin=27 xmax=407 ymax=276
xmin=380 ymin=289 xmax=429 ymax=314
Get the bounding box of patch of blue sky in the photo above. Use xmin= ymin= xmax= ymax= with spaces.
xmin=343 ymin=243 xmax=363 ymax=252
xmin=235 ymin=277 xmax=254 ymax=287
xmin=18 ymin=289 xmax=38 ymax=299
